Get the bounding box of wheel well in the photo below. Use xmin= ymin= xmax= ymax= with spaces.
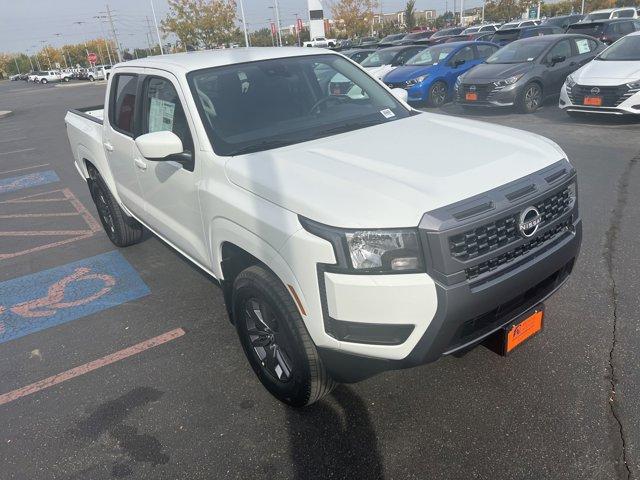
xmin=84 ymin=159 xmax=97 ymax=179
xmin=220 ymin=242 xmax=262 ymax=322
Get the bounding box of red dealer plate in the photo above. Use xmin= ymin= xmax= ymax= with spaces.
xmin=506 ymin=309 xmax=544 ymax=353
xmin=583 ymin=96 xmax=602 ymax=106
xmin=465 ymin=92 xmax=478 ymax=101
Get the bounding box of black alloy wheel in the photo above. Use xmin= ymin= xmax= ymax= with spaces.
xmin=427 ymin=81 xmax=448 ymax=108
xmin=518 ymin=83 xmax=543 ymax=113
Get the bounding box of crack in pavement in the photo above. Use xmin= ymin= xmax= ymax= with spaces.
xmin=603 ymin=153 xmax=638 ymax=480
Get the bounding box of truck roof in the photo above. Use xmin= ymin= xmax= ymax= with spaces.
xmin=118 ymin=47 xmax=333 ymax=73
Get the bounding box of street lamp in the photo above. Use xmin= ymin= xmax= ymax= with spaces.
xmin=239 ymin=0 xmax=250 ymax=47
xmin=54 ymin=33 xmax=70 ymax=68
xmin=40 ymin=41 xmax=52 ymax=69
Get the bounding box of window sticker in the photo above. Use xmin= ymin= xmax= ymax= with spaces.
xmin=576 ymin=39 xmax=590 ymax=54
xmin=380 ymin=108 xmax=395 ymax=118
xmin=149 ymin=98 xmax=176 ymax=132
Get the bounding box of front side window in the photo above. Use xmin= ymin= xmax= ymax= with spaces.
xmin=187 ymin=54 xmax=410 ymax=156
xmin=450 ymin=46 xmax=474 ymax=64
xmin=613 ymin=21 xmax=635 ymax=34
xmin=546 ymin=40 xmax=573 ymax=62
xmin=361 ymin=50 xmax=398 ymax=67
xmin=476 ymin=44 xmax=499 ymax=59
xmin=392 ymin=47 xmax=424 ymax=65
xmin=406 ymin=45 xmax=456 ymax=66
xmin=110 ymin=74 xmax=138 ymax=135
xmin=141 ymin=77 xmax=194 ymax=157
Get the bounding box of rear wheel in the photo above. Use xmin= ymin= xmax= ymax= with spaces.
xmin=517 ymin=82 xmax=543 ymax=113
xmin=427 ymin=81 xmax=448 ymax=108
xmin=88 ymin=169 xmax=143 ymax=247
xmin=233 ymin=265 xmax=336 ymax=407
xmin=89 ymin=76 xmax=95 ymax=82
xmin=40 ymin=79 xmax=47 ymax=84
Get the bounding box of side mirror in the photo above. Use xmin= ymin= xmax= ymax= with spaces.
xmin=550 ymin=55 xmax=566 ymax=65
xmin=390 ymin=87 xmax=408 ymax=103
xmin=453 ymin=59 xmax=466 ymax=67
xmin=135 ymin=131 xmax=184 ymax=160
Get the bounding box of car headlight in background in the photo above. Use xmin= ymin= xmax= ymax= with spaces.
xmin=565 ymin=75 xmax=577 ymax=88
xmin=493 ymin=74 xmax=523 ymax=88
xmin=567 ymin=180 xmax=577 ymax=204
xmin=405 ymin=74 xmax=429 ymax=87
xmin=299 ymin=218 xmax=425 ymax=274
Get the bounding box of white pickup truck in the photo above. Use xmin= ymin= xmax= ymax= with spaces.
xmin=65 ymin=48 xmax=581 ymax=407
xmin=303 ymin=36 xmax=337 ymax=48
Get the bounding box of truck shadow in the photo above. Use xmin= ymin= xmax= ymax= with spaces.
xmin=285 ymin=385 xmax=384 ymax=480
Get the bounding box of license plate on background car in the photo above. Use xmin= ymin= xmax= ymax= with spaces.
xmin=583 ymin=96 xmax=602 ymax=106
xmin=483 ymin=306 xmax=544 ymax=356
xmin=466 ymin=92 xmax=478 ymax=101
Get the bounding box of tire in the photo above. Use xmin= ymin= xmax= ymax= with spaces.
xmin=517 ymin=82 xmax=543 ymax=113
xmin=63 ymin=77 xmax=69 ymax=82
xmin=89 ymin=76 xmax=95 ymax=82
xmin=88 ymin=169 xmax=143 ymax=247
xmin=41 ymin=79 xmax=47 ymax=84
xmin=427 ymin=81 xmax=448 ymax=108
xmin=232 ymin=265 xmax=336 ymax=407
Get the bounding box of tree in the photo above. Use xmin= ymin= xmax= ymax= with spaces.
xmin=404 ymin=0 xmax=416 ymax=30
xmin=162 ymin=0 xmax=240 ymax=50
xmin=483 ymin=0 xmax=521 ymax=22
xmin=330 ymin=0 xmax=379 ymax=38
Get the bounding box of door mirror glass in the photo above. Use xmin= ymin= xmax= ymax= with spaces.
xmin=550 ymin=55 xmax=566 ymax=65
xmin=390 ymin=87 xmax=408 ymax=103
xmin=454 ymin=59 xmax=466 ymax=67
xmin=135 ymin=131 xmax=184 ymax=160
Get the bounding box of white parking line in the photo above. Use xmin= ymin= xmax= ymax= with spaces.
xmin=0 ymin=137 xmax=27 ymax=144
xmin=0 ymin=148 xmax=35 ymax=156
xmin=0 ymin=163 xmax=50 ymax=175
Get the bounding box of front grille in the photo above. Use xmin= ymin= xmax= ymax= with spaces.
xmin=458 ymin=83 xmax=497 ymax=102
xmin=449 ymin=185 xmax=572 ymax=262
xmin=465 ymin=217 xmax=573 ymax=280
xmin=567 ymin=84 xmax=638 ymax=107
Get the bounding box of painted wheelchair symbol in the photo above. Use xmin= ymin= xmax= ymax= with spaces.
xmin=0 ymin=267 xmax=116 ymax=328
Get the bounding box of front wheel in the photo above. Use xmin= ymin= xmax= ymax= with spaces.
xmin=233 ymin=265 xmax=336 ymax=407
xmin=427 ymin=81 xmax=448 ymax=108
xmin=63 ymin=77 xmax=69 ymax=82
xmin=40 ymin=79 xmax=47 ymax=84
xmin=88 ymin=76 xmax=95 ymax=82
xmin=517 ymin=82 xmax=543 ymax=113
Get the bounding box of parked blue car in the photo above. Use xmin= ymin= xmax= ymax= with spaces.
xmin=383 ymin=41 xmax=500 ymax=107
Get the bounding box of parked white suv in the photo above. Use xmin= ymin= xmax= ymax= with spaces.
xmin=65 ymin=49 xmax=581 ymax=406
xmin=87 ymin=65 xmax=112 ymax=81
xmin=560 ymin=31 xmax=640 ymax=116
xmin=582 ymin=7 xmax=638 ymax=21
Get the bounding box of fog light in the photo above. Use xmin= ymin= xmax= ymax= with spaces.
xmin=391 ymin=257 xmax=419 ymax=271
xmin=559 ymin=99 xmax=566 ymax=106
xmin=632 ymin=105 xmax=640 ymax=110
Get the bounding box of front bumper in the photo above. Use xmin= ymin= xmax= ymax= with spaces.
xmin=317 ymin=162 xmax=582 ymax=382
xmin=559 ymin=82 xmax=640 ymax=115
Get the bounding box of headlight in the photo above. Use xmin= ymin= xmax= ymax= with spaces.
xmin=567 ymin=180 xmax=577 ymax=203
xmin=492 ymin=74 xmax=523 ymax=88
xmin=406 ymin=74 xmax=429 ymax=86
xmin=566 ymin=75 xmax=577 ymax=88
xmin=626 ymin=80 xmax=640 ymax=90
xmin=300 ymin=218 xmax=425 ymax=274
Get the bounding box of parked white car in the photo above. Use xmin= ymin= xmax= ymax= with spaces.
xmin=560 ymin=31 xmax=640 ymax=116
xmin=66 ymin=48 xmax=581 ymax=407
xmin=360 ymin=45 xmax=425 ymax=80
xmin=582 ymin=7 xmax=638 ymax=22
xmin=303 ymin=36 xmax=337 ymax=48
xmin=33 ymin=70 xmax=71 ymax=84
xmin=498 ymin=19 xmax=540 ymax=29
xmin=87 ymin=65 xmax=112 ymax=81
xmin=462 ymin=23 xmax=502 ymax=34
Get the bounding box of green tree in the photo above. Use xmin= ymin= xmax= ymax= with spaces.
xmin=404 ymin=0 xmax=417 ymax=30
xmin=162 ymin=0 xmax=240 ymax=50
xmin=330 ymin=0 xmax=379 ymax=37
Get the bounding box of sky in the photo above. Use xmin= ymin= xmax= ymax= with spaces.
xmin=0 ymin=0 xmax=488 ymax=54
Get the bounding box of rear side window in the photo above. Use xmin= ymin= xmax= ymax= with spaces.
xmin=110 ymin=74 xmax=138 ymax=136
xmin=613 ymin=9 xmax=635 ymax=18
xmin=613 ymin=21 xmax=635 ymax=34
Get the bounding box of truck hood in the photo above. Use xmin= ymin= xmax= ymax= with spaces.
xmin=225 ymin=113 xmax=566 ymax=228
xmin=573 ymin=59 xmax=640 ymax=83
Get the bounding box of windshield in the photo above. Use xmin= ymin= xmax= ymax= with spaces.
xmin=584 ymin=12 xmax=611 ymax=21
xmin=405 ymin=45 xmax=455 ymax=65
xmin=187 ymin=54 xmax=410 ymax=156
xmin=486 ymin=40 xmax=548 ymax=63
xmin=361 ymin=49 xmax=398 ymax=67
xmin=381 ymin=33 xmax=405 ymax=42
xmin=432 ymin=27 xmax=463 ymax=38
xmin=566 ymin=23 xmax=606 ymax=35
xmin=462 ymin=26 xmax=480 ymax=34
xmin=597 ymin=35 xmax=640 ymax=60
xmin=404 ymin=31 xmax=432 ymax=40
xmin=500 ymin=22 xmax=520 ymax=29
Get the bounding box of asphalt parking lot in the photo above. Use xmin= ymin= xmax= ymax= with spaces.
xmin=0 ymin=79 xmax=639 ymax=480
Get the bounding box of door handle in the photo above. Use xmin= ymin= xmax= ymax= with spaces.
xmin=134 ymin=158 xmax=147 ymax=171
xmin=103 ymin=141 xmax=114 ymax=152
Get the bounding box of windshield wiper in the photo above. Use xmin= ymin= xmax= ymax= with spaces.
xmin=316 ymin=120 xmax=383 ymax=137
xmin=229 ymin=139 xmax=296 ymax=156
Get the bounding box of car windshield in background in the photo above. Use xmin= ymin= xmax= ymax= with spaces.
xmin=187 ymin=54 xmax=410 ymax=156
xmin=597 ymin=35 xmax=640 ymax=60
xmin=486 ymin=41 xmax=548 ymax=63
xmin=381 ymin=33 xmax=405 ymax=42
xmin=431 ymin=28 xmax=461 ymax=38
xmin=566 ymin=23 xmax=606 ymax=36
xmin=405 ymin=45 xmax=455 ymax=65
xmin=492 ymin=30 xmax=520 ymax=42
xmin=361 ymin=50 xmax=398 ymax=67
xmin=584 ymin=13 xmax=611 ymax=21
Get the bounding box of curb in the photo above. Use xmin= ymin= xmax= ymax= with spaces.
xmin=0 ymin=110 xmax=13 ymax=119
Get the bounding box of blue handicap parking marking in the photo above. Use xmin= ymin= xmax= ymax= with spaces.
xmin=0 ymin=251 xmax=150 ymax=344
xmin=0 ymin=170 xmax=59 ymax=194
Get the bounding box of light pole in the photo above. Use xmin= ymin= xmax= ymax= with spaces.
xmin=149 ymin=0 xmax=165 ymax=54
xmin=581 ymin=0 xmax=585 ymax=14
xmin=26 ymin=51 xmax=35 ymax=71
xmin=54 ymin=34 xmax=69 ymax=68
xmin=14 ymin=57 xmax=21 ymax=75
xmin=94 ymin=15 xmax=114 ymax=65
xmin=30 ymin=45 xmax=41 ymax=70
xmin=294 ymin=13 xmax=301 ymax=46
xmin=239 ymin=0 xmax=250 ymax=47
xmin=270 ymin=1 xmax=283 ymax=46
xmin=40 ymin=41 xmax=52 ymax=69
